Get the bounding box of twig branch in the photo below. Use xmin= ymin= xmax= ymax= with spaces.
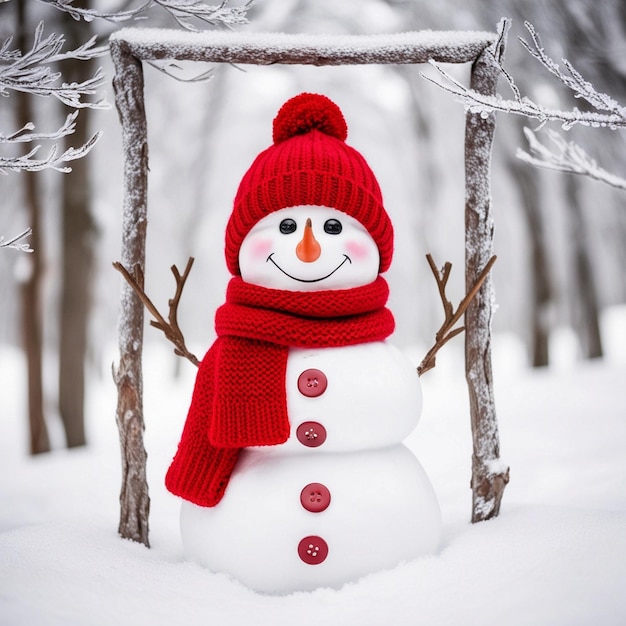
xmin=0 ymin=228 xmax=34 ymax=252
xmin=518 ymin=21 xmax=626 ymax=119
xmin=0 ymin=22 xmax=108 ymax=173
xmin=145 ymin=60 xmax=214 ymax=82
xmin=40 ymin=0 xmax=253 ymax=31
xmin=421 ymin=20 xmax=626 ymax=131
xmin=517 ymin=128 xmax=626 ymax=191
xmin=112 ymin=257 xmax=199 ymax=366
xmin=418 ymin=254 xmax=497 ymax=376
xmin=0 ymin=131 xmax=102 ymax=174
xmin=0 ymin=111 xmax=78 ymax=144
xmin=0 ymin=22 xmax=109 ymax=108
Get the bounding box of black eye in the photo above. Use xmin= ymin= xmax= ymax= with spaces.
xmin=279 ymin=218 xmax=297 ymax=234
xmin=324 ymin=219 xmax=342 ymax=235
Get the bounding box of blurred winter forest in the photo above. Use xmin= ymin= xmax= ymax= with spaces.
xmin=1 ymin=0 xmax=625 ymax=453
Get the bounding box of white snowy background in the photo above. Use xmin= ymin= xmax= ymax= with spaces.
xmin=2 ymin=1 xmax=626 ymax=624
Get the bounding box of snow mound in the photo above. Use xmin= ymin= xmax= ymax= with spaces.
xmin=1 ymin=506 xmax=625 ymax=626
xmin=1 ymin=337 xmax=625 ymax=625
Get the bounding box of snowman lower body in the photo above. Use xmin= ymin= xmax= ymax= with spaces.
xmin=180 ymin=444 xmax=442 ymax=594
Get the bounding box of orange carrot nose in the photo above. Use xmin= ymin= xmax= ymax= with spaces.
xmin=296 ymin=218 xmax=321 ymax=262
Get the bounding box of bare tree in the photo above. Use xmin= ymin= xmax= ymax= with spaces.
xmin=1 ymin=0 xmax=107 ymax=454
xmin=1 ymin=0 xmax=252 ymax=455
xmin=13 ymin=5 xmax=50 ymax=455
xmin=57 ymin=8 xmax=98 ymax=449
xmin=564 ymin=175 xmax=604 ymax=359
xmin=506 ymin=121 xmax=553 ymax=367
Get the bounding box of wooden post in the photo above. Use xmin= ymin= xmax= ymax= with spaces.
xmin=464 ymin=46 xmax=510 ymax=523
xmin=110 ymin=39 xmax=150 ymax=547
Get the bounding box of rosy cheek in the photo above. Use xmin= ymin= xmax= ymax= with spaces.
xmin=247 ymin=237 xmax=273 ymax=260
xmin=346 ymin=240 xmax=373 ymax=260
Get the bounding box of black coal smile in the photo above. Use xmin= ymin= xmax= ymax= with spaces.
xmin=266 ymin=253 xmax=352 ymax=283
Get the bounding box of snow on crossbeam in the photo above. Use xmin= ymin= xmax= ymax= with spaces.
xmin=109 ymin=28 xmax=496 ymax=65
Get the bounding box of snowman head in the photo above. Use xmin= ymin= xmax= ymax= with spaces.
xmin=225 ymin=93 xmax=394 ymax=291
xmin=238 ymin=204 xmax=380 ymax=291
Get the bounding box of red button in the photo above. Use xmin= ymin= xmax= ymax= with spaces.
xmin=298 ymin=535 xmax=329 ymax=565
xmin=297 ymin=368 xmax=328 ymax=397
xmin=300 ymin=483 xmax=331 ymax=513
xmin=296 ymin=421 xmax=327 ymax=447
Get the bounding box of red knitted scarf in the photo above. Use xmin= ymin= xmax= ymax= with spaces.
xmin=165 ymin=276 xmax=395 ymax=507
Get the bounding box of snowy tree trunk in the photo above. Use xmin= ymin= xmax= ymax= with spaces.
xmin=16 ymin=1 xmax=49 ymax=456
xmin=58 ymin=12 xmax=95 ymax=449
xmin=464 ymin=47 xmax=510 ymax=523
xmin=110 ymin=39 xmax=150 ymax=547
xmin=564 ymin=176 xmax=604 ymax=360
xmin=507 ymin=124 xmax=552 ymax=368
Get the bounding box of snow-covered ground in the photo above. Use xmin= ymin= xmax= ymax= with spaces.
xmin=1 ymin=308 xmax=625 ymax=625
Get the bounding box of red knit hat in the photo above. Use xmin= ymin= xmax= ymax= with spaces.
xmin=224 ymin=93 xmax=394 ymax=275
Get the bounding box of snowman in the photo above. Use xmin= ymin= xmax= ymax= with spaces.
xmin=166 ymin=93 xmax=442 ymax=594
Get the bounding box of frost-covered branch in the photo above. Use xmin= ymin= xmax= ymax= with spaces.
xmin=422 ymin=20 xmax=626 ymax=131
xmin=0 ymin=111 xmax=80 ymax=144
xmin=0 ymin=22 xmax=108 ymax=172
xmin=518 ymin=128 xmax=626 ymax=191
xmin=0 ymin=131 xmax=102 ymax=174
xmin=0 ymin=22 xmax=108 ymax=108
xmin=40 ymin=0 xmax=253 ymax=31
xmin=519 ymin=22 xmax=626 ymax=120
xmin=0 ymin=228 xmax=34 ymax=253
